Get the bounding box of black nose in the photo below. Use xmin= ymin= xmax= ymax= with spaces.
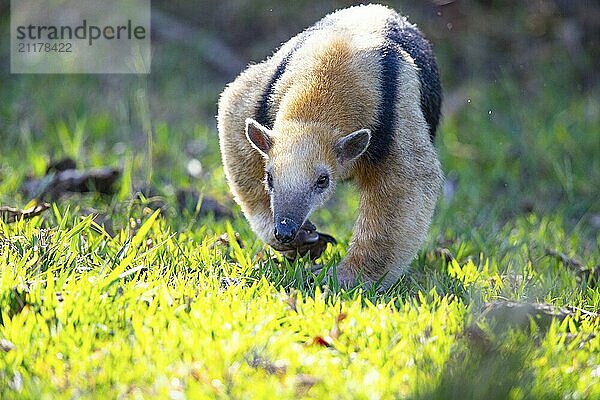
xmin=274 ymin=218 xmax=299 ymax=243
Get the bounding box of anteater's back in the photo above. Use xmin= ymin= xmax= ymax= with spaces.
xmin=252 ymin=4 xmax=441 ymax=148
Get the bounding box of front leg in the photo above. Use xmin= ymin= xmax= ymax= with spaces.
xmin=338 ymin=159 xmax=442 ymax=289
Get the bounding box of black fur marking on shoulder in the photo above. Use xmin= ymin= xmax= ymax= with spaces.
xmin=254 ymin=17 xmax=335 ymax=129
xmin=386 ymin=20 xmax=442 ymax=141
xmin=366 ymin=41 xmax=400 ymax=163
xmin=254 ymin=54 xmax=290 ymax=129
xmin=368 ymin=16 xmax=441 ymax=163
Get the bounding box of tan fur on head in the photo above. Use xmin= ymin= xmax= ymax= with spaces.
xmin=217 ymin=4 xmax=443 ymax=290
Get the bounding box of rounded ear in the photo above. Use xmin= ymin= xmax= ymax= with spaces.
xmin=335 ymin=128 xmax=371 ymax=165
xmin=245 ymin=118 xmax=273 ymax=157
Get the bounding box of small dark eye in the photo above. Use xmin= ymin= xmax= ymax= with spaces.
xmin=315 ymin=174 xmax=329 ymax=190
xmin=266 ymin=171 xmax=274 ymax=190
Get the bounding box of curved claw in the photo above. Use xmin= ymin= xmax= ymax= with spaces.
xmin=295 ymin=225 xmax=319 ymax=244
xmin=270 ymin=220 xmax=337 ymax=261
xmin=316 ymin=232 xmax=336 ymax=245
xmin=280 ymin=233 xmax=337 ymax=261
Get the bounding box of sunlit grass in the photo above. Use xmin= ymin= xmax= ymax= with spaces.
xmin=1 ymin=203 xmax=598 ymax=398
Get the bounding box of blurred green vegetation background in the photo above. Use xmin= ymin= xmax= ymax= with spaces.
xmin=0 ymin=2 xmax=599 ymax=397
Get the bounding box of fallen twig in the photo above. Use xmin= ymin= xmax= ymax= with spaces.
xmin=0 ymin=203 xmax=50 ymax=223
xmin=546 ymin=249 xmax=599 ymax=284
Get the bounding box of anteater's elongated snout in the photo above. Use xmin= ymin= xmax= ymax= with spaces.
xmin=274 ymin=217 xmax=299 ymax=244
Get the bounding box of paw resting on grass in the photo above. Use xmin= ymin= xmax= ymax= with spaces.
xmin=312 ymin=261 xmax=358 ymax=289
